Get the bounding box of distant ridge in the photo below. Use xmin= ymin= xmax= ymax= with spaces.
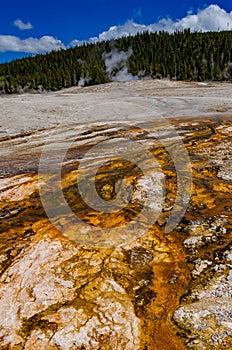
xmin=1 ymin=29 xmax=232 ymax=94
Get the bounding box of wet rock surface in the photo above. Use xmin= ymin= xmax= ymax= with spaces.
xmin=174 ymin=244 xmax=232 ymax=349
xmin=0 ymin=82 xmax=232 ymax=349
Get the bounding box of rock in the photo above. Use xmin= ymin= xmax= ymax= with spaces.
xmin=174 ymin=246 xmax=232 ymax=349
xmin=183 ymin=217 xmax=227 ymax=252
xmin=0 ymin=236 xmax=142 ymax=349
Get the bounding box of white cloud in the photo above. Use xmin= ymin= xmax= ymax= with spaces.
xmin=2 ymin=5 xmax=232 ymax=56
xmin=0 ymin=35 xmax=65 ymax=53
xmin=175 ymin=4 xmax=232 ymax=31
xmin=70 ymin=5 xmax=232 ymax=46
xmin=69 ymin=22 xmax=148 ymax=46
xmin=13 ymin=19 xmax=33 ymax=31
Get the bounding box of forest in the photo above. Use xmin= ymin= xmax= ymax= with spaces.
xmin=1 ymin=29 xmax=232 ymax=93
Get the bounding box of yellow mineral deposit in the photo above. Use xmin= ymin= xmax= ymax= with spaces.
xmin=0 ymin=81 xmax=231 ymax=349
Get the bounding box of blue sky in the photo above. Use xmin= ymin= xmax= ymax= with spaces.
xmin=0 ymin=0 xmax=232 ymax=63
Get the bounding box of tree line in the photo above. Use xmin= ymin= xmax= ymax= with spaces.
xmin=1 ymin=29 xmax=232 ymax=94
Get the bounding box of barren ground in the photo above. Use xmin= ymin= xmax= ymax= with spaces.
xmin=1 ymin=79 xmax=232 ymax=138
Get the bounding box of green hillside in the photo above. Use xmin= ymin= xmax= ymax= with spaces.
xmin=1 ymin=29 xmax=232 ymax=93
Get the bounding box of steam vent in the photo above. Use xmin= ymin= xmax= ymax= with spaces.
xmin=0 ymin=80 xmax=232 ymax=349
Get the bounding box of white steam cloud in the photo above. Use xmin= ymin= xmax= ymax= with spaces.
xmin=78 ymin=77 xmax=92 ymax=86
xmin=78 ymin=49 xmax=137 ymax=85
xmin=103 ymin=48 xmax=137 ymax=82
